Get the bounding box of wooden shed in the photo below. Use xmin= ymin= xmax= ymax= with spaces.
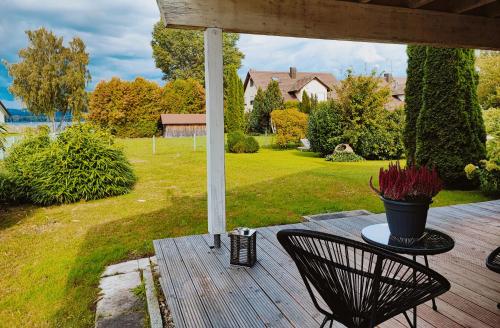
xmin=161 ymin=113 xmax=206 ymax=138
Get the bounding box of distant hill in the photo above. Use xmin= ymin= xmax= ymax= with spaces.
xmin=7 ymin=108 xmax=73 ymax=123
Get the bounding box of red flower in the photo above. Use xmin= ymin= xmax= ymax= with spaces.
xmin=370 ymin=162 xmax=443 ymax=201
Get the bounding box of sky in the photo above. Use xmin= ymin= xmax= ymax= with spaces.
xmin=0 ymin=0 xmax=408 ymax=109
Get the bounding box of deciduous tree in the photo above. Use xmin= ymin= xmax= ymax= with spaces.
xmin=476 ymin=51 xmax=500 ymax=109
xmin=160 ymin=78 xmax=206 ymax=114
xmin=151 ymin=23 xmax=244 ymax=83
xmin=3 ymin=28 xmax=91 ymax=130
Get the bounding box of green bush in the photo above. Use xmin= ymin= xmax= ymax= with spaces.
xmin=325 ymin=152 xmax=364 ymax=162
xmin=465 ymin=161 xmax=500 ymax=196
xmin=0 ymin=172 xmax=21 ymax=203
xmin=113 ymin=120 xmax=159 ymax=138
xmin=307 ymin=101 xmax=343 ymax=156
xmin=356 ymin=109 xmax=405 ymax=160
xmin=271 ymin=108 xmax=308 ymax=148
xmin=5 ymin=124 xmax=136 ymax=205
xmin=227 ymin=131 xmax=259 ymax=153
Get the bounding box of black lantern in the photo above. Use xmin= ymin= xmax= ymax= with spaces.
xmin=229 ymin=228 xmax=257 ymax=267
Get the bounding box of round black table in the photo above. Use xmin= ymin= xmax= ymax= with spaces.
xmin=361 ymin=223 xmax=454 ymax=313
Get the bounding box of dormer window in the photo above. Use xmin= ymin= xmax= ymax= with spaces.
xmin=250 ymin=79 xmax=254 ymax=87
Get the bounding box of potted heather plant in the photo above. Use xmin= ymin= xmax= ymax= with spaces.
xmin=370 ymin=162 xmax=443 ymax=238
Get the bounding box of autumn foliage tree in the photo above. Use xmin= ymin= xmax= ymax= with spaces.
xmin=88 ymin=77 xmax=163 ymax=137
xmin=160 ymin=78 xmax=205 ymax=114
xmin=4 ymin=28 xmax=91 ymax=130
xmin=271 ymin=108 xmax=308 ymax=147
xmin=89 ymin=77 xmax=206 ymax=137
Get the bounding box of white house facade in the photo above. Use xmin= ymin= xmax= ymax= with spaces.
xmin=243 ymin=67 xmax=337 ymax=112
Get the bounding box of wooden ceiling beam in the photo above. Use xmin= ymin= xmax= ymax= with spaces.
xmin=157 ymin=0 xmax=500 ymax=50
xmin=407 ymin=0 xmax=436 ymax=9
xmin=449 ymin=0 xmax=496 ymax=14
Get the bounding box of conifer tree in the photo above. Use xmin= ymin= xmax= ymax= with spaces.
xmin=403 ymin=45 xmax=426 ymax=164
xmin=299 ymin=91 xmax=312 ymax=113
xmin=415 ymin=47 xmax=486 ymax=188
xmin=248 ymin=87 xmax=266 ymax=133
xmin=224 ymin=68 xmax=245 ymax=132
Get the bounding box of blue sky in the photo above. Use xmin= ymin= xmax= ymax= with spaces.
xmin=0 ymin=0 xmax=408 ymax=109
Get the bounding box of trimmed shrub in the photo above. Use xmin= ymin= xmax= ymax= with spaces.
xmin=270 ymin=108 xmax=308 ymax=148
xmin=404 ymin=45 xmax=427 ymax=164
xmin=113 ymin=120 xmax=159 ymax=138
xmin=416 ymin=47 xmax=486 ymax=188
xmin=326 ymin=152 xmax=364 ymax=162
xmin=307 ymin=101 xmax=344 ymax=156
xmin=227 ymin=131 xmax=259 ymax=153
xmin=224 ymin=68 xmax=245 ymax=132
xmin=5 ymin=124 xmax=136 ymax=205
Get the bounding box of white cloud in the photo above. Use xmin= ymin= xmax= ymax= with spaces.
xmin=238 ymin=34 xmax=407 ymax=79
xmin=0 ymin=1 xmax=409 ymax=108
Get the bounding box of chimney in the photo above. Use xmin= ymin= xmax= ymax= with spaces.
xmin=383 ymin=73 xmax=392 ymax=82
xmin=290 ymin=67 xmax=297 ymax=79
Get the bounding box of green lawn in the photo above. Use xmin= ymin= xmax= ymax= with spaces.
xmin=0 ymin=136 xmax=491 ymax=327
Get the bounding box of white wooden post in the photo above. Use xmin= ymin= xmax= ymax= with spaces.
xmin=152 ymin=135 xmax=156 ymax=155
xmin=204 ymin=27 xmax=226 ymax=248
xmin=193 ymin=132 xmax=196 ymax=152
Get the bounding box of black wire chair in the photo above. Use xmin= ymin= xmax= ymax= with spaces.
xmin=486 ymin=247 xmax=500 ymax=274
xmin=277 ymin=229 xmax=450 ymax=328
xmin=486 ymin=247 xmax=500 ymax=309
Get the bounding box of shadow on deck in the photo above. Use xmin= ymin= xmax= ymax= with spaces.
xmin=154 ymin=200 xmax=500 ymax=327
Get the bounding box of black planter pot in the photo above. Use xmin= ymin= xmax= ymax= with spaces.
xmin=382 ymin=197 xmax=432 ymax=238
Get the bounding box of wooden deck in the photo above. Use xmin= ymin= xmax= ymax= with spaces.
xmin=154 ymin=200 xmax=500 ymax=327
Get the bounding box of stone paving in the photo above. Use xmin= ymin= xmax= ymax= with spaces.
xmin=95 ymin=257 xmax=161 ymax=328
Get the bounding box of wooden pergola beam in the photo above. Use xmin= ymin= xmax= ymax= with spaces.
xmin=407 ymin=0 xmax=436 ymax=9
xmin=157 ymin=0 xmax=500 ymax=50
xmin=446 ymin=0 xmax=496 ymax=14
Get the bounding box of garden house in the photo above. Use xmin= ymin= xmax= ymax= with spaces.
xmin=161 ymin=113 xmax=206 ymax=137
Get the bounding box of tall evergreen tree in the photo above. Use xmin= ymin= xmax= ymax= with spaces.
xmin=415 ymin=47 xmax=486 ymax=188
xmin=248 ymin=80 xmax=284 ymax=133
xmin=403 ymin=45 xmax=427 ymax=165
xmin=263 ymin=80 xmax=284 ymax=132
xmin=299 ymin=91 xmax=312 ymax=113
xmin=224 ymin=68 xmax=245 ymax=132
xmin=248 ymin=87 xmax=266 ymax=133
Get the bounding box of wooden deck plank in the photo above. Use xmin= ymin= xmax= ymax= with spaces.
xmin=153 ymin=239 xmax=187 ymax=328
xmin=218 ymin=234 xmax=322 ymax=327
xmin=197 ymin=234 xmax=293 ymax=328
xmin=175 ymin=236 xmax=251 ymax=328
xmin=154 ymin=200 xmax=500 ymax=327
xmin=156 ymin=238 xmax=212 ymax=327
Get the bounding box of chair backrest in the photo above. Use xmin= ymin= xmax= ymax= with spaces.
xmin=300 ymin=138 xmax=310 ymax=148
xmin=277 ymin=229 xmax=450 ymax=327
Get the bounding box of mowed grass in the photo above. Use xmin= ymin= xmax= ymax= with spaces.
xmin=0 ymin=136 xmax=491 ymax=327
